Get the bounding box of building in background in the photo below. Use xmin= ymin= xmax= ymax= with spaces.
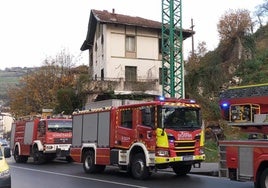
xmin=0 ymin=113 xmax=14 ymax=139
xmin=80 ymin=9 xmax=193 ymax=103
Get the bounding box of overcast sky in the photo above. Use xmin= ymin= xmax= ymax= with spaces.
xmin=0 ymin=0 xmax=264 ymax=70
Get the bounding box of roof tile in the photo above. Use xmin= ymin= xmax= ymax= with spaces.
xmin=92 ymin=9 xmax=162 ymax=29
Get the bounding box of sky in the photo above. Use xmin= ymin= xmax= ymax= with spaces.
xmin=0 ymin=0 xmax=265 ymax=70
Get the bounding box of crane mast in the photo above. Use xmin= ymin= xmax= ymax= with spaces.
xmin=161 ymin=0 xmax=184 ymax=98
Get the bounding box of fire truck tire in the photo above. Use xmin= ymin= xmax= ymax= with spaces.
xmin=33 ymin=145 xmax=46 ymax=164
xmin=13 ymin=146 xmax=28 ymax=163
xmin=172 ymin=164 xmax=191 ymax=176
xmin=83 ymin=150 xmax=105 ymax=173
xmin=259 ymin=168 xmax=268 ymax=188
xmin=131 ymin=153 xmax=150 ymax=180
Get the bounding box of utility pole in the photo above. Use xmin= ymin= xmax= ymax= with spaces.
xmin=190 ymin=18 xmax=195 ymax=57
xmin=161 ymin=0 xmax=184 ymax=98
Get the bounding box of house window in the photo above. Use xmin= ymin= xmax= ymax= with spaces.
xmin=159 ymin=38 xmax=162 ymax=54
xmin=101 ymin=34 xmax=104 ymax=44
xmin=125 ymin=66 xmax=137 ymax=81
xmin=121 ymin=109 xmax=133 ymax=128
xmin=101 ymin=69 xmax=104 ymax=80
xmin=126 ymin=36 xmax=135 ymax=52
xmin=90 ymin=53 xmax=93 ymax=67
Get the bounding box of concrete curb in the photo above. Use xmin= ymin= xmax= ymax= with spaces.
xmin=190 ymin=162 xmax=219 ymax=177
xmin=190 ymin=170 xmax=219 ymax=177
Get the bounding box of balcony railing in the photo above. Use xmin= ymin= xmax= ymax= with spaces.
xmin=84 ymin=77 xmax=160 ymax=94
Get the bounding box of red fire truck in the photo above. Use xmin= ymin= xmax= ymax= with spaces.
xmin=219 ymin=83 xmax=268 ymax=188
xmin=70 ymin=98 xmax=205 ymax=179
xmin=11 ymin=117 xmax=72 ymax=164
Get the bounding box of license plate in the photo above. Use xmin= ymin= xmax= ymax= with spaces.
xmin=57 ymin=145 xmax=69 ymax=149
xmin=183 ymin=156 xmax=193 ymax=161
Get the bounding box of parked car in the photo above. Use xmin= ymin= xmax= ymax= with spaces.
xmin=0 ymin=139 xmax=9 ymax=147
xmin=0 ymin=144 xmax=11 ymax=188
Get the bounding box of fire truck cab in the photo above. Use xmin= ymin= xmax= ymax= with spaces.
xmin=70 ymin=98 xmax=205 ymax=179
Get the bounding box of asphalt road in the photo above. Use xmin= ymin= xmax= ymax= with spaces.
xmin=8 ymin=159 xmax=254 ymax=188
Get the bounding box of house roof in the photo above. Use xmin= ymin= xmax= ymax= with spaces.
xmin=81 ymin=9 xmax=194 ymax=51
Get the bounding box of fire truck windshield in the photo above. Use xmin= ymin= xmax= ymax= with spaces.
xmin=161 ymin=106 xmax=201 ymax=130
xmin=47 ymin=120 xmax=72 ymax=132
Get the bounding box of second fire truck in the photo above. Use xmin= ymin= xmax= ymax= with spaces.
xmin=11 ymin=116 xmax=72 ymax=164
xmin=219 ymin=83 xmax=268 ymax=188
xmin=70 ymin=98 xmax=205 ymax=179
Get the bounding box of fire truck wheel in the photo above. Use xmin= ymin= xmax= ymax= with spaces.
xmin=33 ymin=145 xmax=45 ymax=164
xmin=172 ymin=164 xmax=191 ymax=176
xmin=260 ymin=168 xmax=268 ymax=188
xmin=131 ymin=153 xmax=150 ymax=180
xmin=13 ymin=146 xmax=28 ymax=163
xmin=83 ymin=150 xmax=105 ymax=173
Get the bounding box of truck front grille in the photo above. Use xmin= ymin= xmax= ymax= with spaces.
xmin=54 ymin=138 xmax=72 ymax=144
xmin=174 ymin=140 xmax=195 ymax=156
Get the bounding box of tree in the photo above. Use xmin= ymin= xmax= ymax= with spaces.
xmin=55 ymin=88 xmax=77 ymax=115
xmin=187 ymin=41 xmax=208 ymax=65
xmin=217 ymin=9 xmax=254 ymax=60
xmin=8 ymin=65 xmax=73 ymax=117
xmin=217 ymin=9 xmax=253 ymax=41
xmin=8 ymin=50 xmax=88 ymax=117
xmin=255 ymin=0 xmax=268 ymax=27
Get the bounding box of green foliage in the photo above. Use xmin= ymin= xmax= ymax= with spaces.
xmin=242 ymin=35 xmax=256 ymax=54
xmin=55 ymin=88 xmax=77 ymax=115
xmin=186 ymin=51 xmax=225 ymax=97
xmin=185 ymin=23 xmax=268 ymax=122
xmin=236 ymin=48 xmax=268 ymax=84
xmin=204 ymin=140 xmax=219 ymax=162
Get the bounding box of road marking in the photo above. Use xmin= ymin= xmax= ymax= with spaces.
xmin=10 ymin=165 xmax=148 ymax=188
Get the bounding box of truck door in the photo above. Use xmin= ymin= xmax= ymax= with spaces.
xmin=37 ymin=120 xmax=46 ymax=142
xmin=136 ymin=106 xmax=156 ymax=149
xmin=115 ymin=108 xmax=136 ymax=148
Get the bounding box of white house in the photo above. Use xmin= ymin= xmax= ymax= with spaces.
xmin=80 ymin=9 xmax=193 ymax=101
xmin=0 ymin=113 xmax=14 ymax=138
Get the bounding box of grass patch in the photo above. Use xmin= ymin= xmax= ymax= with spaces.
xmin=204 ymin=140 xmax=219 ymax=162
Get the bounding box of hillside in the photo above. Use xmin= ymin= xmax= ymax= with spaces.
xmin=0 ymin=68 xmax=33 ymax=107
xmin=185 ymin=24 xmax=268 ymax=121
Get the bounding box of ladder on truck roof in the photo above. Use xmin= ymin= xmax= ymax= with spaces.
xmin=220 ymin=83 xmax=268 ymax=100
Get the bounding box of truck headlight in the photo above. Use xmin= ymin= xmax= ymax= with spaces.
xmin=156 ymin=149 xmax=169 ymax=157
xmin=167 ymin=133 xmax=175 ymax=143
xmin=46 ymin=145 xmax=54 ymax=150
xmin=195 ymin=133 xmax=201 ymax=140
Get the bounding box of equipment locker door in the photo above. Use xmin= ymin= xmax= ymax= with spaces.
xmin=115 ymin=108 xmax=136 ymax=148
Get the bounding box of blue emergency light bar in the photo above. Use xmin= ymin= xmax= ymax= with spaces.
xmin=156 ymin=96 xmax=196 ymax=104
xmin=221 ymin=102 xmax=229 ymax=108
